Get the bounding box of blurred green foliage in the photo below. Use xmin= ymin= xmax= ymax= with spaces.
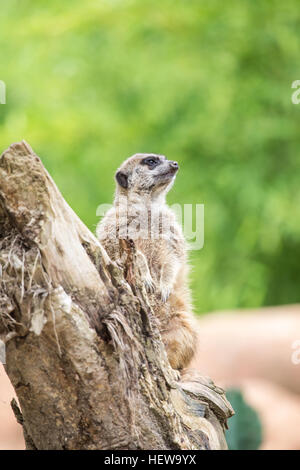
xmin=226 ymin=389 xmax=262 ymax=450
xmin=0 ymin=0 xmax=299 ymax=314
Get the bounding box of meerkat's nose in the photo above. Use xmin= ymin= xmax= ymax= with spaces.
xmin=170 ymin=161 xmax=179 ymax=170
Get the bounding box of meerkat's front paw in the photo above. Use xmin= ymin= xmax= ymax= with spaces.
xmin=142 ymin=272 xmax=156 ymax=293
xmin=160 ymin=284 xmax=171 ymax=302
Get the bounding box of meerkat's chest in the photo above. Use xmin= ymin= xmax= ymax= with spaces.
xmin=136 ymin=210 xmax=185 ymax=277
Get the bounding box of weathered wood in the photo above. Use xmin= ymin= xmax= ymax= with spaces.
xmin=0 ymin=141 xmax=233 ymax=450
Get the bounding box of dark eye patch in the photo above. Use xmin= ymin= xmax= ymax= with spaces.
xmin=140 ymin=156 xmax=160 ymax=168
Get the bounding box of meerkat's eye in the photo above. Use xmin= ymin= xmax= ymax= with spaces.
xmin=141 ymin=157 xmax=160 ymax=168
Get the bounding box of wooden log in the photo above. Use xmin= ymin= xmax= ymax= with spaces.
xmin=0 ymin=141 xmax=233 ymax=450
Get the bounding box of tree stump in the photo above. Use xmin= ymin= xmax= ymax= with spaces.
xmin=0 ymin=141 xmax=233 ymax=450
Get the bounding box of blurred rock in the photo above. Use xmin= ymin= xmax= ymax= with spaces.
xmin=241 ymin=379 xmax=300 ymax=450
xmin=0 ymin=365 xmax=24 ymax=450
xmin=191 ymin=304 xmax=300 ymax=394
xmin=191 ymin=304 xmax=300 ymax=449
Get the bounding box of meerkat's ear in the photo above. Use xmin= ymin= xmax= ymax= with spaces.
xmin=115 ymin=171 xmax=128 ymax=189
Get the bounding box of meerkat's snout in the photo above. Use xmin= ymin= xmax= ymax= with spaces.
xmin=155 ymin=159 xmax=179 ymax=183
xmin=169 ymin=160 xmax=179 ymax=172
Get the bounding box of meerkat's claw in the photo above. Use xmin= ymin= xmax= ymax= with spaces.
xmin=172 ymin=369 xmax=181 ymax=381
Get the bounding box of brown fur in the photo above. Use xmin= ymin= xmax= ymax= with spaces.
xmin=96 ymin=153 xmax=198 ymax=370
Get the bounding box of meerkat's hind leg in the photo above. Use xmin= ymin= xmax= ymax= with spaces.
xmin=162 ymin=313 xmax=198 ymax=370
xmin=136 ymin=250 xmax=156 ymax=292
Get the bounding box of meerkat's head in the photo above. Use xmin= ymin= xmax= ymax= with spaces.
xmin=114 ymin=153 xmax=179 ymax=201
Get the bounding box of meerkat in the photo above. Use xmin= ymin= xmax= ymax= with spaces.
xmin=96 ymin=153 xmax=198 ymax=370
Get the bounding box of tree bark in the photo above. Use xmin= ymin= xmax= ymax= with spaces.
xmin=0 ymin=141 xmax=233 ymax=450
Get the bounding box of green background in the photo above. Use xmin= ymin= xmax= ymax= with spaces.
xmin=1 ymin=0 xmax=299 ymax=314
